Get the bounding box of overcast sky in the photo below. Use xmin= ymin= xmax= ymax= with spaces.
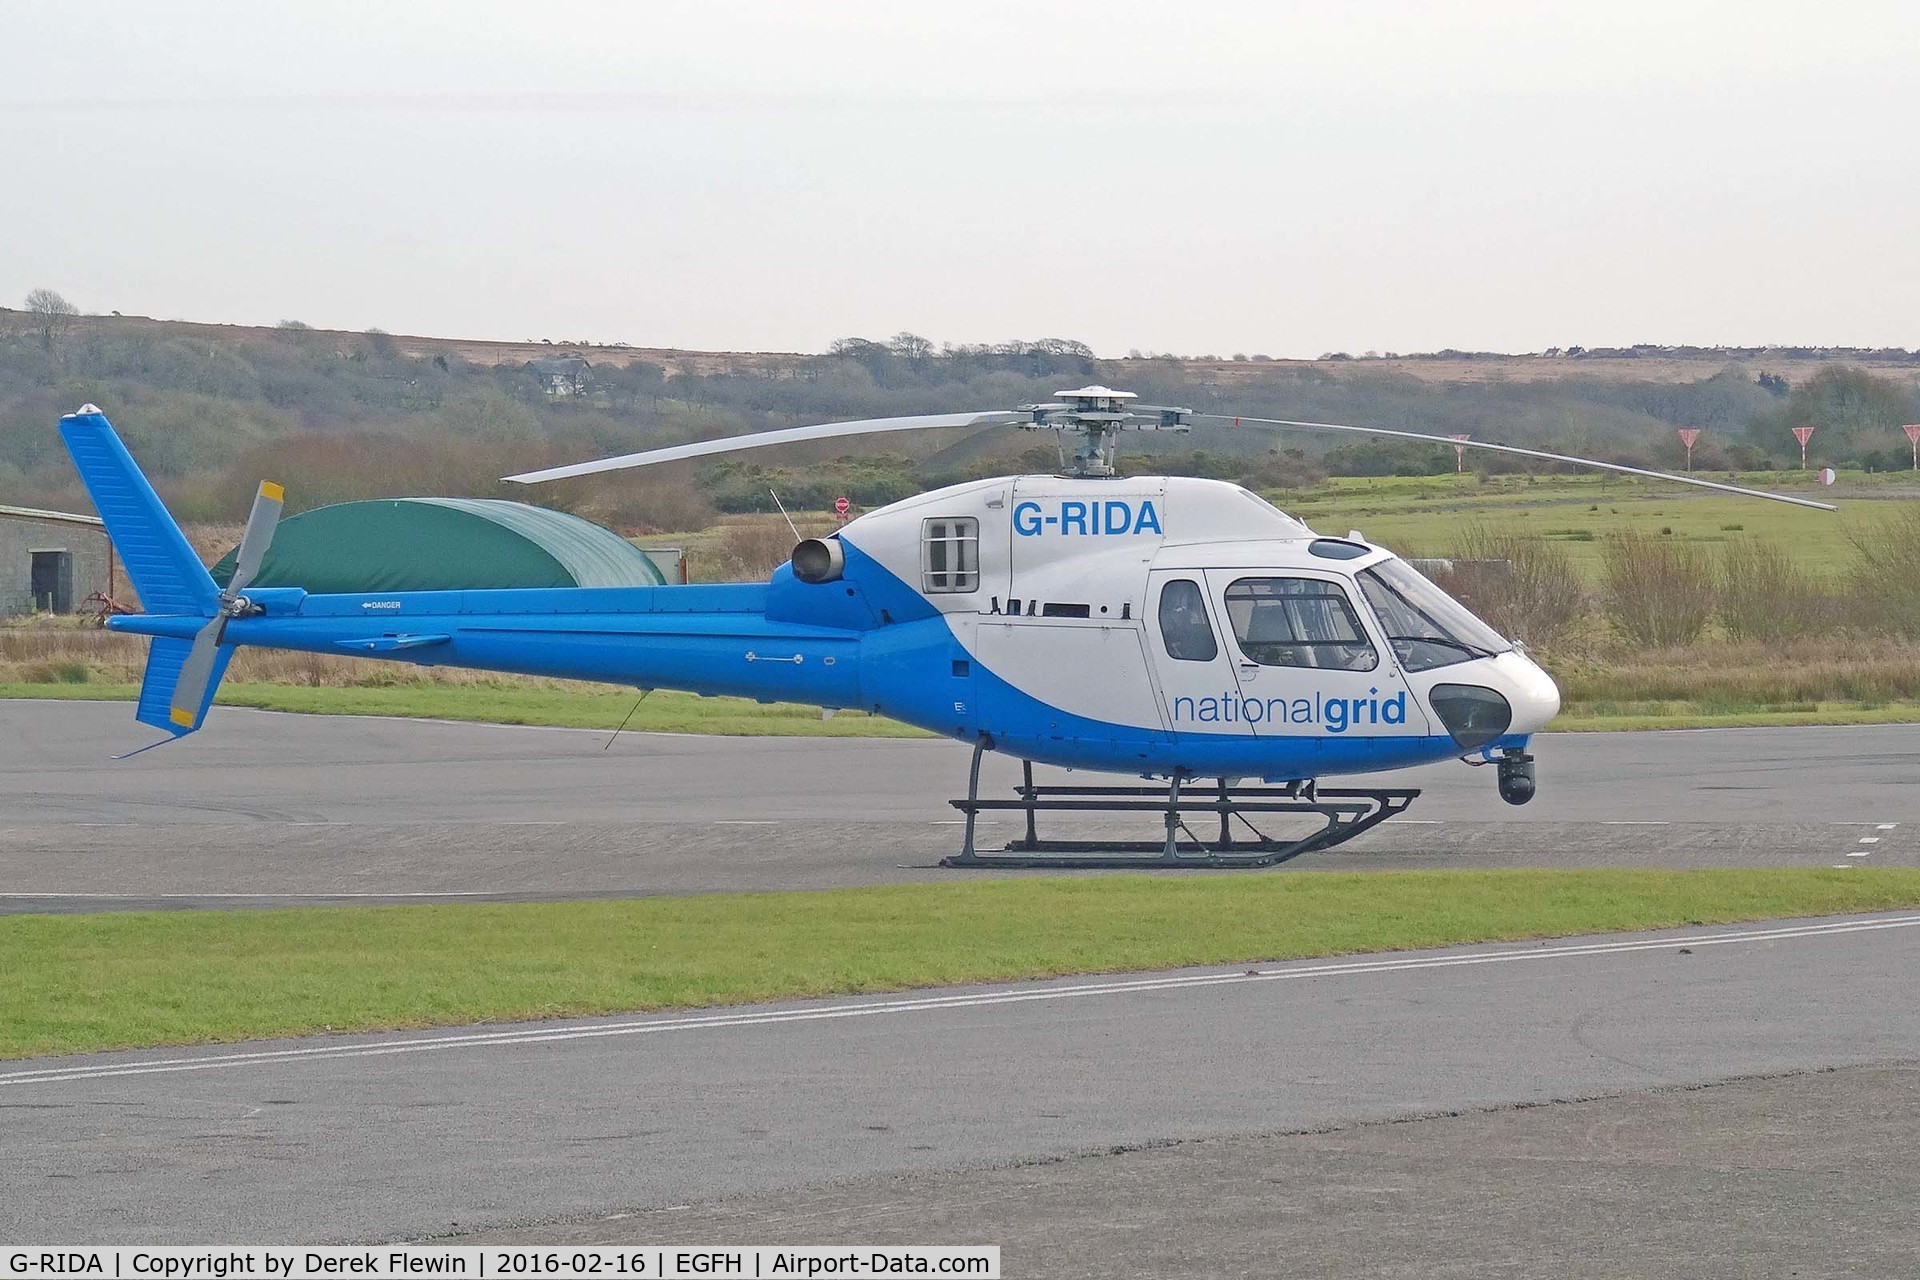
xmin=4 ymin=1 xmax=1917 ymax=357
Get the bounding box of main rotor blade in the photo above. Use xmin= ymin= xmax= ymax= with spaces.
xmin=503 ymin=411 xmax=1021 ymax=484
xmin=169 ymin=618 xmax=224 ymax=730
xmin=228 ymin=480 xmax=285 ymax=594
xmin=1207 ymin=414 xmax=1838 ymax=511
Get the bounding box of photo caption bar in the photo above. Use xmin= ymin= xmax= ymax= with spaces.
xmin=0 ymin=1249 xmax=999 ymax=1280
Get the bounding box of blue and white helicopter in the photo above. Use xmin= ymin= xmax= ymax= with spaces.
xmin=60 ymin=389 xmax=1831 ymax=867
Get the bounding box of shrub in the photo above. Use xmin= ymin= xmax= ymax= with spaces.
xmin=1850 ymin=505 xmax=1920 ymax=637
xmin=1436 ymin=524 xmax=1589 ymax=647
xmin=707 ymin=518 xmax=802 ymax=582
xmin=1717 ymin=539 xmax=1830 ymax=641
xmin=1600 ymin=531 xmax=1713 ymax=647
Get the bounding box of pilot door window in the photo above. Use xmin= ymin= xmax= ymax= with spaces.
xmin=1223 ymin=577 xmax=1379 ymax=672
xmin=1157 ymin=579 xmax=1219 ymax=661
xmin=922 ymin=517 xmax=980 ymax=593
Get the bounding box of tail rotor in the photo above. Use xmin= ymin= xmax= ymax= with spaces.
xmin=168 ymin=480 xmax=283 ymax=728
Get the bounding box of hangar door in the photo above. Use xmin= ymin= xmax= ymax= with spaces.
xmin=30 ymin=550 xmax=72 ymax=613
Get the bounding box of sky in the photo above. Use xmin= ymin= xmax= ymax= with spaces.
xmin=4 ymin=1 xmax=1918 ymax=358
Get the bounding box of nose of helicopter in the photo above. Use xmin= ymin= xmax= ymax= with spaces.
xmin=1496 ymin=650 xmax=1562 ymax=735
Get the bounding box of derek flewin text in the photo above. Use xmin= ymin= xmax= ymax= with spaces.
xmin=5 ymin=1248 xmax=999 ymax=1280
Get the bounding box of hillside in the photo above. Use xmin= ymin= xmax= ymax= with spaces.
xmin=10 ymin=307 xmax=1919 ymax=387
xmin=2 ymin=305 xmax=1917 ymax=530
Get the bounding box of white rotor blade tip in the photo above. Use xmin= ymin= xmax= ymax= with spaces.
xmin=1209 ymin=415 xmax=1837 ymax=512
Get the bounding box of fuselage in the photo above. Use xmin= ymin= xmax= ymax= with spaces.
xmin=113 ymin=474 xmax=1560 ymax=779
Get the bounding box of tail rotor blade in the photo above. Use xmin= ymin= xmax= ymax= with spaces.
xmin=229 ymin=481 xmax=285 ymax=594
xmin=168 ymin=618 xmax=225 ymax=730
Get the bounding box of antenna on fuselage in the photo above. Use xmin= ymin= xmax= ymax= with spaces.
xmin=768 ymin=488 xmax=801 ymax=540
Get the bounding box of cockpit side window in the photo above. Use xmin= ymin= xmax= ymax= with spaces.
xmin=1157 ymin=579 xmax=1218 ymax=662
xmin=1357 ymin=558 xmax=1512 ymax=672
xmin=1224 ymin=577 xmax=1378 ymax=671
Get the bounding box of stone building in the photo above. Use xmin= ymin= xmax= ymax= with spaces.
xmin=0 ymin=505 xmax=116 ymax=616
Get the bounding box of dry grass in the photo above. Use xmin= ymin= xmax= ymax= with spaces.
xmin=1850 ymin=504 xmax=1920 ymax=638
xmin=1428 ymin=523 xmax=1589 ymax=647
xmin=700 ymin=515 xmax=819 ymax=582
xmin=0 ymin=622 xmax=627 ymax=693
xmin=1550 ymin=634 xmax=1920 ymax=709
xmin=1717 ymin=539 xmax=1831 ymax=642
xmin=1599 ymin=530 xmax=1715 ymax=647
xmin=9 ymin=515 xmax=1920 ymax=729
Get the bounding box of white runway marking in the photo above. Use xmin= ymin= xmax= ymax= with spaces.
xmin=1859 ymin=838 xmax=1881 ymax=845
xmin=3 ymin=915 xmax=1915 ymax=1089
xmin=1603 ymin=820 xmax=1670 ymax=825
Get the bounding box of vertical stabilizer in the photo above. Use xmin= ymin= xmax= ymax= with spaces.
xmin=58 ymin=405 xmax=217 ymax=617
xmin=134 ymin=636 xmax=235 ymax=736
xmin=60 ymin=405 xmax=231 ymax=740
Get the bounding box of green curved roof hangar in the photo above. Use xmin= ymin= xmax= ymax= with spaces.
xmin=211 ymin=497 xmax=665 ymax=593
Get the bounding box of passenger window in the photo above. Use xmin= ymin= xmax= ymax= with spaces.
xmin=1224 ymin=577 xmax=1378 ymax=671
xmin=1157 ymin=579 xmax=1218 ymax=662
xmin=922 ymin=517 xmax=980 ymax=593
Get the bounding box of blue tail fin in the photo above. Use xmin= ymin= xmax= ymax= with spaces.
xmin=135 ymin=635 xmax=234 ymax=737
xmin=58 ymin=405 xmax=217 ymax=618
xmin=61 ymin=405 xmax=229 ymax=743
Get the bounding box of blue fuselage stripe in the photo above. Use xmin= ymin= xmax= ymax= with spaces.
xmin=108 ymin=552 xmax=1523 ymax=778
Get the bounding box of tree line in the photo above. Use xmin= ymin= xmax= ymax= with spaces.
xmin=1 ymin=295 xmax=1916 ymax=530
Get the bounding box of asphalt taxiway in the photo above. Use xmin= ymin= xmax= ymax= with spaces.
xmin=0 ymin=701 xmax=1915 ymax=910
xmin=2 ymin=910 xmax=1916 ymax=1263
xmin=4 ymin=703 xmax=1918 ymax=1267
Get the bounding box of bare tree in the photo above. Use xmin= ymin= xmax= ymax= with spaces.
xmin=24 ymin=287 xmax=78 ymax=350
xmin=889 ymin=331 xmax=934 ymax=361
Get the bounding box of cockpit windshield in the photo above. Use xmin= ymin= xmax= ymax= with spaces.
xmin=1357 ymin=558 xmax=1512 ymax=672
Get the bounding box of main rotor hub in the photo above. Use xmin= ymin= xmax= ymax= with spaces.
xmin=1017 ymin=386 xmax=1191 ymax=477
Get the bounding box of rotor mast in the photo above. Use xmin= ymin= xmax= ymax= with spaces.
xmin=1020 ymin=386 xmax=1191 ymax=477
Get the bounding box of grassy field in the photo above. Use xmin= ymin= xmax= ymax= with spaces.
xmin=5 ymin=868 xmax=1918 ymax=1060
xmin=1274 ymin=471 xmax=1913 ymax=575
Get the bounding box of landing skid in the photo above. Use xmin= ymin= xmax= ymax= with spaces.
xmin=943 ymin=739 xmax=1418 ymax=869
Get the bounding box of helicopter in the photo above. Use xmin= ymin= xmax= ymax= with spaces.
xmin=58 ymin=389 xmax=1832 ymax=868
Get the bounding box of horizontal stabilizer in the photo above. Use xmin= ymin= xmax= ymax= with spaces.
xmin=135 ymin=635 xmax=234 ymax=736
xmin=333 ymin=633 xmax=452 ymax=653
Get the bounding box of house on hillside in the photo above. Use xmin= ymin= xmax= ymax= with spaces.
xmin=0 ymin=506 xmax=116 ymax=616
xmin=526 ymin=353 xmax=593 ymax=397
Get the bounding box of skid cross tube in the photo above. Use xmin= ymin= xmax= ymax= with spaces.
xmin=944 ymin=739 xmax=1419 ymax=869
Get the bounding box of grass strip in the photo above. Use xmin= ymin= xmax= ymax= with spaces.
xmin=0 ymin=682 xmax=930 ymax=736
xmin=1554 ymin=705 xmax=1920 ymax=732
xmin=5 ymin=868 xmax=1918 ymax=1060
xmin=10 ymin=682 xmax=1920 ymax=735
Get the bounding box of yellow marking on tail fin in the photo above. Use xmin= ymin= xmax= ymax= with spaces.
xmin=169 ymin=708 xmax=195 ymax=728
xmin=259 ymin=481 xmax=285 ymax=502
